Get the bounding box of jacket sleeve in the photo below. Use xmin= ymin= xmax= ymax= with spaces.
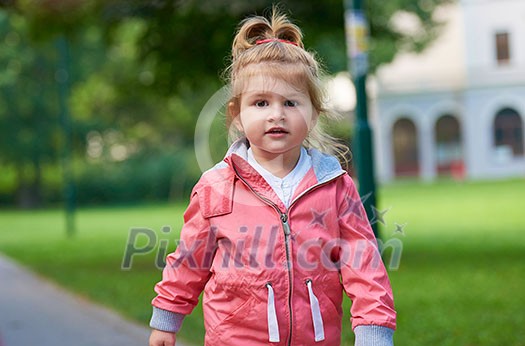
xmin=151 ymin=187 xmax=216 ymax=322
xmin=337 ymin=175 xmax=396 ymax=333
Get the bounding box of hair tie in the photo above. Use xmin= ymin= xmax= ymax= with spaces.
xmin=255 ymin=38 xmax=299 ymax=47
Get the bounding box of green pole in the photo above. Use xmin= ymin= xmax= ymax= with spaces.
xmin=56 ymin=35 xmax=76 ymax=237
xmin=344 ymin=0 xmax=378 ymax=237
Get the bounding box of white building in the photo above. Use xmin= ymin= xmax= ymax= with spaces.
xmin=372 ymin=0 xmax=525 ymax=181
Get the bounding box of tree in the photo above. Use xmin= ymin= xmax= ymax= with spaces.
xmin=0 ymin=12 xmax=61 ymax=207
xmin=2 ymin=0 xmax=455 ymax=93
xmin=96 ymin=0 xmax=455 ymax=94
xmin=0 ymin=0 xmax=455 ymax=206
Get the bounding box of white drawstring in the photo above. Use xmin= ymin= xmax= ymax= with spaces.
xmin=306 ymin=279 xmax=325 ymax=342
xmin=266 ymin=283 xmax=280 ymax=342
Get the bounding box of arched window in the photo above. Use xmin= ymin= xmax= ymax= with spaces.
xmin=493 ymin=108 xmax=524 ymax=158
xmin=435 ymin=115 xmax=463 ymax=176
xmin=393 ymin=118 xmax=419 ymax=177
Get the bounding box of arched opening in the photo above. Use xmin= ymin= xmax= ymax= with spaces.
xmin=493 ymin=108 xmax=524 ymax=160
xmin=393 ymin=118 xmax=419 ymax=177
xmin=435 ymin=114 xmax=463 ymax=177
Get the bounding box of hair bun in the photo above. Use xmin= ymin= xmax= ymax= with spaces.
xmin=232 ymin=10 xmax=304 ymax=61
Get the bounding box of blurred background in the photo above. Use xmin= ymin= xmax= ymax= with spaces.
xmin=1 ymin=0 xmax=524 ymax=345
xmin=0 ymin=0 xmax=461 ymax=210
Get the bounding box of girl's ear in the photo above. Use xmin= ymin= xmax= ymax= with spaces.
xmin=310 ymin=110 xmax=319 ymax=130
xmin=228 ymin=101 xmax=243 ymax=131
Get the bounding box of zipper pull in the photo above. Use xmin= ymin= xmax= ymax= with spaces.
xmin=281 ymin=213 xmax=291 ymax=236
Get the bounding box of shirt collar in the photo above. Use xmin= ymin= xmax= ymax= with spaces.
xmin=247 ymin=147 xmax=311 ymax=187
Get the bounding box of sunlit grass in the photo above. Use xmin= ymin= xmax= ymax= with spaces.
xmin=357 ymin=178 xmax=525 ymax=346
xmin=0 ymin=204 xmax=184 ymax=326
xmin=1 ymin=178 xmax=524 ymax=345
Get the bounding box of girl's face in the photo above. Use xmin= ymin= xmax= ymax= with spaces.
xmin=233 ymin=74 xmax=318 ymax=164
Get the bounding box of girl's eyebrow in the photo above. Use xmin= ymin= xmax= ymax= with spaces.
xmin=244 ymin=91 xmax=306 ymax=99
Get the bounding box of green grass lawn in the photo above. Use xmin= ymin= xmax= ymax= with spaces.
xmin=1 ymin=178 xmax=525 ymax=345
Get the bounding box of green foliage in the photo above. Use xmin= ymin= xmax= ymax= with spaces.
xmin=0 ymin=1 xmax=456 ymax=208
xmin=74 ymin=148 xmax=199 ymax=205
xmin=0 ymin=11 xmax=217 ymax=207
xmin=0 ymin=12 xmax=62 ymax=206
xmin=367 ymin=0 xmax=454 ymax=71
xmin=4 ymin=0 xmax=454 ymax=92
xmin=12 ymin=0 xmax=98 ymax=39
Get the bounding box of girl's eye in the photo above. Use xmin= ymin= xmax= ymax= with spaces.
xmin=284 ymin=100 xmax=298 ymax=107
xmin=255 ymin=100 xmax=268 ymax=107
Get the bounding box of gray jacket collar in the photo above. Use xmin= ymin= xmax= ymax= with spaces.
xmin=223 ymin=137 xmax=346 ymax=184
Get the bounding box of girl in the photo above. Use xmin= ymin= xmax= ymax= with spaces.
xmin=149 ymin=10 xmax=396 ymax=346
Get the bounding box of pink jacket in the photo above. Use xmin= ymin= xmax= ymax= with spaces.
xmin=152 ymin=140 xmax=396 ymax=345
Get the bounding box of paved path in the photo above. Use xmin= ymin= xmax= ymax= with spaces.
xmin=0 ymin=253 xmax=188 ymax=346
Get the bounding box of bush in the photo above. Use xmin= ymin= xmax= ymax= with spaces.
xmin=74 ymin=148 xmax=199 ymax=206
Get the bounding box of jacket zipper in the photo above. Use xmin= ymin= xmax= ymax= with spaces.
xmin=232 ymin=162 xmax=345 ymax=345
xmin=279 ymin=174 xmax=344 ymax=345
xmin=280 ymin=212 xmax=294 ymax=345
xmin=232 ymin=164 xmax=295 ymax=344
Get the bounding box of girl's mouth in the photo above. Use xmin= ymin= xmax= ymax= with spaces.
xmin=265 ymin=127 xmax=289 ymax=134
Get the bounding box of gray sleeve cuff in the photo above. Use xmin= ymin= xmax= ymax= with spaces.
xmin=149 ymin=307 xmax=186 ymax=333
xmin=354 ymin=325 xmax=394 ymax=346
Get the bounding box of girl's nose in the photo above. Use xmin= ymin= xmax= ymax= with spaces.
xmin=268 ymin=104 xmax=285 ymax=122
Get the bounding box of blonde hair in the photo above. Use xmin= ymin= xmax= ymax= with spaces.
xmin=225 ymin=9 xmax=349 ymax=167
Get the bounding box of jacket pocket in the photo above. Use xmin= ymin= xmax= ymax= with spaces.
xmin=206 ymin=292 xmax=260 ymax=338
xmin=313 ymin=280 xmax=344 ymax=346
xmin=304 ymin=277 xmax=344 ymax=344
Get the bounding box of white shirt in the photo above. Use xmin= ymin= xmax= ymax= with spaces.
xmin=247 ymin=147 xmax=312 ymax=208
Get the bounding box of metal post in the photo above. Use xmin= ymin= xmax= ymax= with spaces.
xmin=56 ymin=35 xmax=76 ymax=237
xmin=344 ymin=0 xmax=378 ymax=237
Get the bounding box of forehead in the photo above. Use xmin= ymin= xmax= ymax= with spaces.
xmin=234 ymin=63 xmax=309 ymax=96
xmin=243 ymin=75 xmax=302 ymax=95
